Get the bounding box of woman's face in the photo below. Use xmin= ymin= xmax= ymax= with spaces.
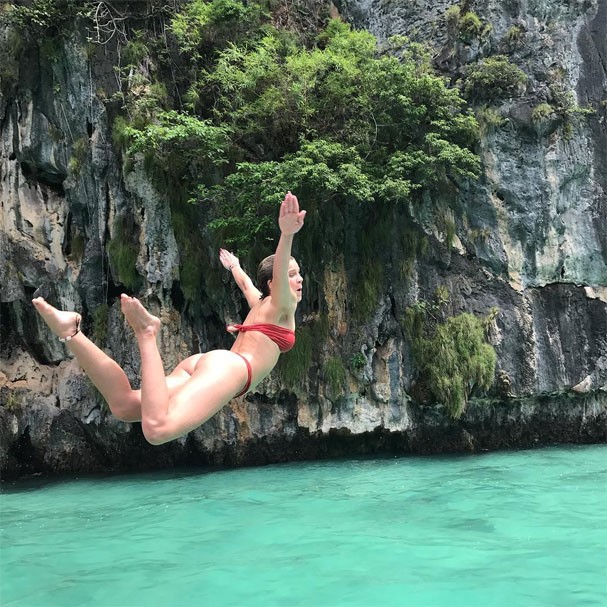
xmin=288 ymin=259 xmax=303 ymax=302
xmin=267 ymin=259 xmax=303 ymax=301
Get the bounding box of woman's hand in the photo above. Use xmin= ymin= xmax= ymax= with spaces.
xmin=219 ymin=248 xmax=239 ymax=271
xmin=278 ymin=192 xmax=306 ymax=236
xmin=221 ymin=248 xmax=262 ymax=306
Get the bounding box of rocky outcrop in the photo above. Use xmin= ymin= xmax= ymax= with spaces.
xmin=338 ymin=0 xmax=607 ymax=291
xmin=1 ymin=0 xmax=605 ymax=479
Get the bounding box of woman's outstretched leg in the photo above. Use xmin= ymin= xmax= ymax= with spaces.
xmin=121 ymin=295 xmax=194 ymax=444
xmin=120 ymin=295 xmax=170 ymax=442
xmin=121 ymin=295 xmax=248 ymax=445
xmin=32 ymin=297 xmax=142 ymax=422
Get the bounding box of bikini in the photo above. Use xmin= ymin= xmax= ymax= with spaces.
xmin=233 ymin=354 xmax=252 ymax=398
xmin=227 ymin=323 xmax=296 ymax=397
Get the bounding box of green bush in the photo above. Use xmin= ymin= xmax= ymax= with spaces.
xmin=532 ymin=103 xmax=554 ymax=122
xmin=445 ymin=5 xmax=461 ymax=27
xmin=350 ymin=352 xmax=366 ymax=370
xmin=504 ymin=25 xmax=523 ymax=46
xmin=444 ymin=8 xmax=491 ymax=44
xmin=121 ymin=36 xmax=151 ymax=67
xmin=549 ymin=85 xmax=594 ymax=135
xmin=4 ymin=0 xmax=90 ymax=36
xmin=203 ymin=22 xmax=479 ymax=164
xmin=120 ymin=110 xmax=232 ymax=181
xmin=404 ymin=302 xmax=497 ymax=418
xmin=463 ymin=55 xmax=527 ymax=102
xmin=458 ymin=12 xmax=483 ymax=43
xmin=170 ymin=0 xmax=267 ymax=53
xmin=1 ymin=389 xmax=22 ymax=411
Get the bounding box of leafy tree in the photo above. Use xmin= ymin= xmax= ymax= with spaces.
xmin=184 ymin=21 xmax=480 ymax=249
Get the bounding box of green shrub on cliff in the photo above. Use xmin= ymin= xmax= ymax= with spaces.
xmin=188 ymin=21 xmax=479 ymax=248
xmin=404 ymin=296 xmax=497 ymax=418
xmin=444 ymin=7 xmax=491 ymax=44
xmin=3 ymin=0 xmax=90 ymax=36
xmin=463 ymin=55 xmax=527 ymax=102
xmin=170 ymin=0 xmax=267 ymax=54
xmin=532 ymin=103 xmax=554 ymax=122
xmin=203 ymin=22 xmax=479 ymax=170
xmin=122 ymin=110 xmax=232 ymax=182
xmin=458 ymin=11 xmax=492 ymax=44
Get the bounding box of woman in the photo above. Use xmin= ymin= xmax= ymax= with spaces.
xmin=32 ymin=192 xmax=305 ymax=445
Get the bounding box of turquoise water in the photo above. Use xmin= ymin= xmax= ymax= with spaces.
xmin=1 ymin=445 xmax=606 ymax=607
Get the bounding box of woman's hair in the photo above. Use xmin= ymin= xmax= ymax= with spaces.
xmin=256 ymin=254 xmax=295 ymax=299
xmin=256 ymin=255 xmax=274 ymax=299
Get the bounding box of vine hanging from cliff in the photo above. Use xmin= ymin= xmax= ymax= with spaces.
xmin=403 ymin=288 xmax=497 ymax=419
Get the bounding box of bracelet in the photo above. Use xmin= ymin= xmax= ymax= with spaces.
xmin=59 ymin=316 xmax=81 ymax=342
xmin=228 ymin=263 xmax=239 ymax=271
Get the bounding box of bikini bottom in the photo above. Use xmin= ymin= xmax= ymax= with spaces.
xmin=234 ymin=353 xmax=252 ymax=397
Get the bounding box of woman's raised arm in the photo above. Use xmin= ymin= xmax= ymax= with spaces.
xmin=219 ymin=248 xmax=262 ymax=308
xmin=271 ymin=192 xmax=306 ymax=309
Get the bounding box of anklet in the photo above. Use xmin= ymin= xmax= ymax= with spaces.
xmin=59 ymin=316 xmax=81 ymax=342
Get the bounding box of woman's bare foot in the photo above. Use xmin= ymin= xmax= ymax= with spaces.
xmin=32 ymin=297 xmax=81 ymax=341
xmin=120 ymin=294 xmax=161 ymax=338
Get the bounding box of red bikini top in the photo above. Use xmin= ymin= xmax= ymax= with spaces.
xmin=227 ymin=323 xmax=296 ymax=353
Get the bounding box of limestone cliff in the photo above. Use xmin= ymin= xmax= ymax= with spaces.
xmin=1 ymin=0 xmax=605 ymax=479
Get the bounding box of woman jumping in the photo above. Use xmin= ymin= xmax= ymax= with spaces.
xmin=32 ymin=192 xmax=306 ymax=445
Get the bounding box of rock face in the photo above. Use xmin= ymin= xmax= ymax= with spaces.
xmin=1 ymin=0 xmax=605 ymax=479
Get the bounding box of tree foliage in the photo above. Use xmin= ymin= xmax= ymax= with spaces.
xmin=170 ymin=0 xmax=268 ymax=54
xmin=121 ymin=110 xmax=232 ymax=179
xmin=171 ymin=20 xmax=479 ymax=252
xmin=3 ymin=0 xmax=91 ymax=36
xmin=111 ymin=9 xmax=481 ymax=305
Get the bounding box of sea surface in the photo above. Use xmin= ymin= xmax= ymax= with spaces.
xmin=1 ymin=444 xmax=606 ymax=607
